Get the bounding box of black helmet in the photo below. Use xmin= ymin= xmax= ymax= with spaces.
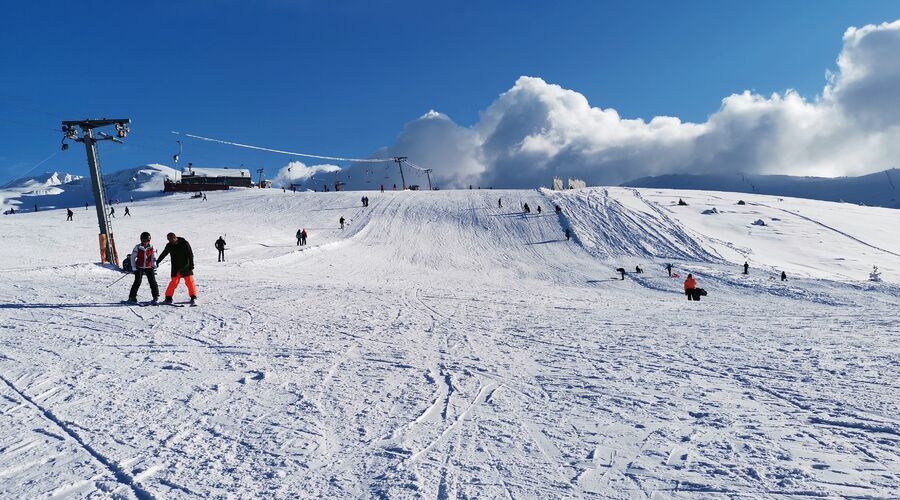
xmin=140 ymin=231 xmax=151 ymax=241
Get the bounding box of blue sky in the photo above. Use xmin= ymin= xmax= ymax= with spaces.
xmin=2 ymin=1 xmax=900 ymax=184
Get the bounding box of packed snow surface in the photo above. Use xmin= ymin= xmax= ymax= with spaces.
xmin=0 ymin=186 xmax=897 ymax=498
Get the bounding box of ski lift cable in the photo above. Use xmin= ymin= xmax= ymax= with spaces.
xmin=171 ymin=131 xmax=395 ymax=163
xmin=1 ymin=150 xmax=61 ymax=189
xmin=401 ymin=158 xmax=429 ymax=172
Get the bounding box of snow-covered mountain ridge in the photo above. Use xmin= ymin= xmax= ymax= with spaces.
xmin=0 ymin=164 xmax=178 ymax=212
xmin=623 ymin=168 xmax=900 ymax=209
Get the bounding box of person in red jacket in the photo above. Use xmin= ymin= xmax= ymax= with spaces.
xmin=127 ymin=232 xmax=159 ymax=304
xmin=684 ymin=273 xmax=698 ymax=301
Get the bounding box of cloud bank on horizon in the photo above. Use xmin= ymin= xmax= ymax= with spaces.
xmin=365 ymin=19 xmax=900 ymax=189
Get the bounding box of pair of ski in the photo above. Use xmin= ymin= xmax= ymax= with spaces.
xmin=123 ymin=300 xmax=196 ymax=308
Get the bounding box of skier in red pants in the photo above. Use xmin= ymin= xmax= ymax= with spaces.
xmin=157 ymin=232 xmax=198 ymax=305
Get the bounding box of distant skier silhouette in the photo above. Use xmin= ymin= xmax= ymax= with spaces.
xmin=66 ymin=208 xmax=73 ymax=221
xmin=215 ymin=236 xmax=226 ymax=262
xmin=339 ymin=216 xmax=345 ymax=230
xmin=743 ymin=261 xmax=749 ymax=275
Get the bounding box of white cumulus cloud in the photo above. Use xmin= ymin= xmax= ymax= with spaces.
xmin=272 ymin=161 xmax=342 ymax=188
xmin=377 ymin=19 xmax=900 ymax=188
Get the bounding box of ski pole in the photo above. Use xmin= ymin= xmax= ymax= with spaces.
xmin=107 ymin=272 xmax=131 ymax=288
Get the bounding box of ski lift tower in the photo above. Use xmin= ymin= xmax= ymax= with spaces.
xmin=61 ymin=118 xmax=130 ymax=267
xmin=393 ymin=156 xmax=407 ymax=190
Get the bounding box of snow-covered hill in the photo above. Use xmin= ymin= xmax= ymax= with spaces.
xmin=0 ymin=164 xmax=178 ymax=212
xmin=0 ymin=187 xmax=896 ymax=497
xmin=623 ymin=168 xmax=900 ymax=209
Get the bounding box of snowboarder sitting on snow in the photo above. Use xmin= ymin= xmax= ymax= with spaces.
xmin=215 ymin=236 xmax=226 ymax=262
xmin=678 ymin=198 xmax=688 ymax=206
xmin=635 ymin=265 xmax=643 ymax=274
xmin=616 ymin=267 xmax=626 ymax=280
xmin=781 ymin=271 xmax=787 ymax=281
xmin=127 ymin=232 xmax=159 ymax=304
xmin=523 ymin=203 xmax=530 ymax=214
xmin=684 ymin=273 xmax=699 ymax=301
xmin=157 ymin=232 xmax=197 ymax=305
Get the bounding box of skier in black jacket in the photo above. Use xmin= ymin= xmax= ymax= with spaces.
xmin=215 ymin=236 xmax=226 ymax=262
xmin=157 ymin=232 xmax=198 ymax=305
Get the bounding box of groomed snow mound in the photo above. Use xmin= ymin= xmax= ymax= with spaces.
xmin=0 ymin=186 xmax=897 ymax=498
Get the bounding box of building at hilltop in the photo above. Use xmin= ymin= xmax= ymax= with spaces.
xmin=164 ymin=166 xmax=253 ymax=192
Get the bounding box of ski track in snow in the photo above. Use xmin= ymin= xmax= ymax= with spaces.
xmin=0 ymin=187 xmax=897 ymax=498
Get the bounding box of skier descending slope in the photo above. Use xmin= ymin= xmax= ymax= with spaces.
xmin=157 ymin=232 xmax=198 ymax=306
xmin=127 ymin=232 xmax=159 ymax=305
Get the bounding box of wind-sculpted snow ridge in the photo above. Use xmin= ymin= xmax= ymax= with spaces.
xmin=0 ymin=187 xmax=897 ymax=498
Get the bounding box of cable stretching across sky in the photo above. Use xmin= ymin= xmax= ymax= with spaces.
xmin=171 ymin=131 xmax=398 ymax=163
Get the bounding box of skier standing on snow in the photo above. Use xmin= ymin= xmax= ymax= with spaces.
xmin=127 ymin=232 xmax=159 ymax=304
xmin=498 ymin=198 xmax=502 ymax=208
xmin=215 ymin=236 xmax=226 ymax=262
xmin=157 ymin=232 xmax=198 ymax=306
xmin=66 ymin=208 xmax=73 ymax=221
xmin=743 ymin=261 xmax=749 ymax=274
xmin=684 ymin=273 xmax=698 ymax=301
xmin=339 ymin=216 xmax=345 ymax=230
xmin=109 ymin=206 xmax=115 ymax=218
xmin=565 ymin=228 xmax=571 ymax=241
xmin=296 ymin=228 xmax=303 ymax=246
xmin=781 ymin=271 xmax=787 ymax=281
xmin=124 ymin=206 xmax=131 ymax=217
xmin=666 ymin=263 xmax=673 ymax=277
xmin=537 ymin=205 xmax=542 ymax=214
xmin=301 ymin=228 xmax=307 ymax=245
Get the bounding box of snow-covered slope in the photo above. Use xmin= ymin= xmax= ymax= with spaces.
xmin=0 ymin=187 xmax=896 ymax=498
xmin=623 ymin=168 xmax=900 ymax=209
xmin=0 ymin=164 xmax=178 ymax=212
